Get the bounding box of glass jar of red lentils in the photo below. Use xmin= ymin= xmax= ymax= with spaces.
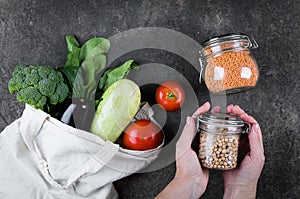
xmin=199 ymin=34 xmax=259 ymax=94
xmin=197 ymin=112 xmax=250 ymax=170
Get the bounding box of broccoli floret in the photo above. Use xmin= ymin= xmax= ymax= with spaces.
xmin=38 ymin=79 xmax=56 ymax=96
xmin=8 ymin=65 xmax=69 ymax=111
xmin=8 ymin=77 xmax=22 ymax=94
xmin=48 ymin=70 xmax=63 ymax=83
xmin=25 ymin=71 xmax=40 ymax=86
xmin=16 ymin=87 xmax=47 ymax=109
xmin=49 ymin=93 xmax=59 ymax=105
xmin=55 ymin=83 xmax=69 ymax=102
xmin=37 ymin=66 xmax=52 ymax=79
xmin=12 ymin=64 xmax=26 ymax=77
xmin=49 ymin=82 xmax=69 ymax=105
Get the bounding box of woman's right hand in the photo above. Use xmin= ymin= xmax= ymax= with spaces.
xmin=222 ymin=105 xmax=265 ymax=199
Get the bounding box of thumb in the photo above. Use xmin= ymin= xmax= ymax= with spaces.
xmin=176 ymin=117 xmax=196 ymax=150
xmin=248 ymin=124 xmax=265 ymax=163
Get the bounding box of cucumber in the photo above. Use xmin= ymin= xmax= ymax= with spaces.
xmin=90 ymin=79 xmax=141 ymax=142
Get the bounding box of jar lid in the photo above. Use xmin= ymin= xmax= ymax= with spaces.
xmin=202 ymin=33 xmax=258 ymax=49
xmin=198 ymin=112 xmax=250 ymax=133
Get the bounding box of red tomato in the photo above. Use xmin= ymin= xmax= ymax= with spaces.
xmin=155 ymin=81 xmax=185 ymax=112
xmin=123 ymin=120 xmax=164 ymax=151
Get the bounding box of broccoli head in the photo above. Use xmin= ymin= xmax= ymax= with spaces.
xmin=8 ymin=65 xmax=69 ymax=110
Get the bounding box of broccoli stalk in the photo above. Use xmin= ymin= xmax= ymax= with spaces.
xmin=8 ymin=65 xmax=69 ymax=111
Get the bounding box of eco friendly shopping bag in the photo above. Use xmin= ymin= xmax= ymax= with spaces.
xmin=0 ymin=104 xmax=162 ymax=199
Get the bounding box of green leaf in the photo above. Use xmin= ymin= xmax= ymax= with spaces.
xmin=79 ymin=37 xmax=110 ymax=63
xmin=59 ymin=35 xmax=81 ymax=91
xmin=98 ymin=69 xmax=112 ymax=90
xmin=73 ymin=38 xmax=110 ymax=100
xmin=72 ymin=68 xmax=85 ymax=99
xmin=65 ymin=35 xmax=81 ymax=68
xmin=98 ymin=60 xmax=138 ymax=91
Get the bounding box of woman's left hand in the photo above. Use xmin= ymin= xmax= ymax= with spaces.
xmin=174 ymin=102 xmax=210 ymax=198
xmin=156 ymin=102 xmax=211 ymax=199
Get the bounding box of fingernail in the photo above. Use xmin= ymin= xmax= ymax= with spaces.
xmin=234 ymin=105 xmax=240 ymax=110
xmin=254 ymin=124 xmax=259 ymax=133
xmin=203 ymin=102 xmax=210 ymax=107
xmin=205 ymin=102 xmax=210 ymax=110
xmin=186 ymin=117 xmax=191 ymax=124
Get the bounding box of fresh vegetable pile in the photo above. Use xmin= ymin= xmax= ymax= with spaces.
xmin=8 ymin=35 xmax=186 ymax=151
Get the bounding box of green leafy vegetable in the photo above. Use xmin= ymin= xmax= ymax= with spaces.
xmin=79 ymin=38 xmax=108 ymax=62
xmin=58 ymin=35 xmax=111 ymax=130
xmin=65 ymin=35 xmax=81 ymax=68
xmin=59 ymin=35 xmax=110 ymax=101
xmin=99 ymin=60 xmax=138 ymax=91
xmin=60 ymin=35 xmax=81 ymax=91
xmin=90 ymin=79 xmax=141 ymax=142
xmin=8 ymin=65 xmax=69 ymax=110
xmin=72 ymin=38 xmax=110 ymax=100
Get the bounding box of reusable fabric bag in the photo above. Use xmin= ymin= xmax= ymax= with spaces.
xmin=0 ymin=104 xmax=162 ymax=199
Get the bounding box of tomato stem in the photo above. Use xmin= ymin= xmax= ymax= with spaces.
xmin=167 ymin=92 xmax=177 ymax=99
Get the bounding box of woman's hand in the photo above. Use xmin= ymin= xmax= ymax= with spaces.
xmin=222 ymin=105 xmax=265 ymax=199
xmin=156 ymin=102 xmax=210 ymax=199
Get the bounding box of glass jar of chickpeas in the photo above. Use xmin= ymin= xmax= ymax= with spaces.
xmin=199 ymin=34 xmax=259 ymax=94
xmin=197 ymin=112 xmax=250 ymax=170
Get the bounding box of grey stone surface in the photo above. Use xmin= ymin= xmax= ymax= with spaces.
xmin=0 ymin=0 xmax=299 ymax=198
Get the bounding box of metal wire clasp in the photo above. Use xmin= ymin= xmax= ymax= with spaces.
xmin=199 ymin=50 xmax=204 ymax=83
xmin=246 ymin=36 xmax=259 ymax=49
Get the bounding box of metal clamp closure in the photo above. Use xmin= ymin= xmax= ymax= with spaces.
xmin=198 ymin=50 xmax=204 ymax=84
xmin=246 ymin=36 xmax=259 ymax=49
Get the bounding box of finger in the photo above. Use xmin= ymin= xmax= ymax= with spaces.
xmin=248 ymin=123 xmax=264 ymax=162
xmin=231 ymin=105 xmax=245 ymax=116
xmin=193 ymin=102 xmax=210 ymax=116
xmin=178 ymin=102 xmax=210 ymax=149
xmin=226 ymin=104 xmax=234 ymax=113
xmin=240 ymin=113 xmax=258 ymax=125
xmin=211 ymin=106 xmax=221 ymax=113
xmin=176 ymin=116 xmax=196 ymax=149
xmin=240 ymin=113 xmax=263 ymax=154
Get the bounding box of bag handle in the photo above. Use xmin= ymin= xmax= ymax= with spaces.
xmin=20 ymin=107 xmax=119 ymax=189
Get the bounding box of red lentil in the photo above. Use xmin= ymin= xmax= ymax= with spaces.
xmin=204 ymin=51 xmax=259 ymax=93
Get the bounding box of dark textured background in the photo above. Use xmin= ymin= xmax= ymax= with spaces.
xmin=0 ymin=0 xmax=299 ymax=198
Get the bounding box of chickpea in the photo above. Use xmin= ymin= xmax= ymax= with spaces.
xmin=198 ymin=130 xmax=240 ymax=170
